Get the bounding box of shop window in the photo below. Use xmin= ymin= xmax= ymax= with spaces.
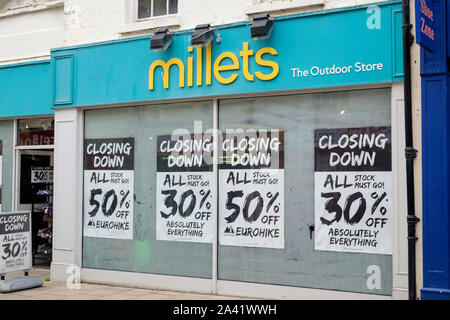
xmin=137 ymin=0 xmax=178 ymax=19
xmin=18 ymin=118 xmax=54 ymax=146
xmin=83 ymin=101 xmax=212 ymax=278
xmin=82 ymin=88 xmax=393 ymax=295
xmin=217 ymin=88 xmax=393 ymax=295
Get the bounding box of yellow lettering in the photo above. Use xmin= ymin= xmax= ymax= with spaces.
xmin=188 ymin=46 xmax=194 ymax=87
xmin=240 ymin=42 xmax=254 ymax=81
xmin=196 ymin=47 xmax=203 ymax=86
xmin=214 ymin=52 xmax=240 ymax=84
xmin=188 ymin=57 xmax=194 ymax=87
xmin=148 ymin=42 xmax=278 ymax=90
xmin=149 ymin=58 xmax=185 ymax=90
xmin=206 ymin=43 xmax=212 ymax=86
xmin=255 ymin=47 xmax=279 ymax=81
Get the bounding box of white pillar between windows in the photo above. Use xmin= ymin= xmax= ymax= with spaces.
xmin=50 ymin=108 xmax=83 ymax=282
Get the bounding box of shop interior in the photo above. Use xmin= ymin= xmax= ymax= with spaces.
xmin=16 ymin=118 xmax=54 ymax=268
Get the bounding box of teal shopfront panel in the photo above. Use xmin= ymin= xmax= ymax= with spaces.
xmin=0 ymin=61 xmax=53 ymax=118
xmin=51 ymin=2 xmax=403 ymax=108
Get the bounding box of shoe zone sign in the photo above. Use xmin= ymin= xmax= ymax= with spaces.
xmin=415 ymin=0 xmax=436 ymax=52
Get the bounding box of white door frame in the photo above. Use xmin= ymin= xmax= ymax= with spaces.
xmin=15 ymin=149 xmax=54 ymax=212
xmin=12 ymin=118 xmax=55 ymax=212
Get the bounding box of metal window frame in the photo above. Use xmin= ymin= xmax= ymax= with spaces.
xmin=137 ymin=0 xmax=177 ymax=20
xmin=15 ymin=116 xmax=55 ymax=150
xmin=12 ymin=117 xmax=55 ymax=212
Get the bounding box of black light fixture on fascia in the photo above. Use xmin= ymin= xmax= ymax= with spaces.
xmin=150 ymin=28 xmax=173 ymax=51
xmin=191 ymin=24 xmax=215 ymax=47
xmin=251 ymin=13 xmax=274 ymax=40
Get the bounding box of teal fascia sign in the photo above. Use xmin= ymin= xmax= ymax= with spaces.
xmin=0 ymin=60 xmax=52 ymax=118
xmin=1 ymin=1 xmax=402 ymax=118
xmin=51 ymin=2 xmax=403 ymax=108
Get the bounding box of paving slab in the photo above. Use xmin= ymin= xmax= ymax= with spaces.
xmin=0 ymin=268 xmax=248 ymax=300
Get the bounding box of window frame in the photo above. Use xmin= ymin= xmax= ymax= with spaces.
xmin=136 ymin=0 xmax=178 ymax=21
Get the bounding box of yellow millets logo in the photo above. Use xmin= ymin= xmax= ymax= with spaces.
xmin=149 ymin=42 xmax=279 ymax=90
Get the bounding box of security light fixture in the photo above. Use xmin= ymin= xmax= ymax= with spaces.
xmin=251 ymin=13 xmax=274 ymax=40
xmin=150 ymin=28 xmax=173 ymax=51
xmin=191 ymin=24 xmax=215 ymax=47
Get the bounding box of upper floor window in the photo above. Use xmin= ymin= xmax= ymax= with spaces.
xmin=137 ymin=0 xmax=178 ymax=19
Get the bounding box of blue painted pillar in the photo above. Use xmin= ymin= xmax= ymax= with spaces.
xmin=420 ymin=0 xmax=450 ymax=300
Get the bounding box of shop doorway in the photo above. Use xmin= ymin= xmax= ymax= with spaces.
xmin=16 ymin=149 xmax=54 ymax=267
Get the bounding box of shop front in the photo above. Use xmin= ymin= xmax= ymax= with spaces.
xmin=48 ymin=1 xmax=408 ymax=299
xmin=0 ymin=60 xmax=54 ymax=269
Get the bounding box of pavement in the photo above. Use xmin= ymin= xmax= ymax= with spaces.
xmin=0 ymin=268 xmax=246 ymax=300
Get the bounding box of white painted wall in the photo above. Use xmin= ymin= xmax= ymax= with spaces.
xmin=0 ymin=0 xmax=64 ymax=64
xmin=391 ymin=82 xmax=409 ymax=300
xmin=0 ymin=0 xmax=396 ymax=63
xmin=62 ymin=0 xmax=385 ymax=46
xmin=409 ymin=1 xmax=423 ymax=299
xmin=51 ymin=108 xmax=84 ymax=283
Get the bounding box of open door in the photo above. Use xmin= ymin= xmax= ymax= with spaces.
xmin=16 ymin=150 xmax=54 ymax=267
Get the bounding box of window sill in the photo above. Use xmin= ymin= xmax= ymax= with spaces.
xmin=118 ymin=15 xmax=180 ymax=35
xmin=245 ymin=0 xmax=325 ymax=15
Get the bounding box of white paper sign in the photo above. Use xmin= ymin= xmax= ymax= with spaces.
xmin=31 ymin=167 xmax=53 ymax=184
xmin=0 ymin=212 xmax=32 ymax=274
xmin=219 ymin=169 xmax=284 ymax=248
xmin=219 ymin=129 xmax=285 ymax=249
xmin=83 ymin=138 xmax=134 ymax=240
xmin=156 ymin=135 xmax=214 ymax=243
xmin=314 ymin=172 xmax=392 ymax=254
xmin=314 ymin=127 xmax=392 ymax=255
xmin=156 ymin=172 xmax=214 ymax=242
